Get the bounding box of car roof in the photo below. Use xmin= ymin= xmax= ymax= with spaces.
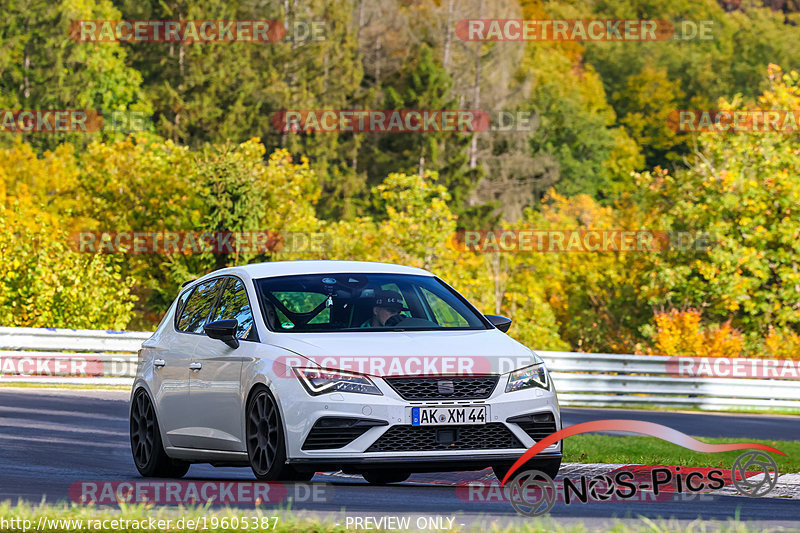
xmin=192 ymin=260 xmax=434 ymax=285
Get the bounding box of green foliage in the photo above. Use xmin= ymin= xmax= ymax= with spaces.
xmin=523 ymin=44 xmax=643 ymax=201
xmin=325 ymin=172 xmax=568 ymax=350
xmin=71 ymin=139 xmax=321 ymax=325
xmin=0 ymin=0 xmax=151 ymax=151
xmin=364 ymin=44 xmax=479 ymax=217
xmin=639 ymin=66 xmax=800 ymax=335
xmin=2 ymin=0 xmax=800 ymax=356
xmin=187 ymin=143 xmax=322 ymax=273
xmin=611 ymin=65 xmax=686 ymax=165
xmin=581 ymin=0 xmax=800 ymax=166
xmin=115 ymin=0 xmax=365 ymax=220
xmin=0 ymin=204 xmax=136 ymax=329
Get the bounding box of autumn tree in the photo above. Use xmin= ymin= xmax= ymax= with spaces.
xmin=639 ymin=66 xmax=800 ymax=341
xmin=0 ymin=0 xmax=150 ymax=151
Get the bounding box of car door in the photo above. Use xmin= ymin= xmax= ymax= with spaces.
xmin=188 ymin=276 xmax=254 ymax=451
xmin=160 ymin=277 xmax=225 ymax=448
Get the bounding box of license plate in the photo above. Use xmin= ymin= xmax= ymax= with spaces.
xmin=411 ymin=406 xmax=486 ymax=426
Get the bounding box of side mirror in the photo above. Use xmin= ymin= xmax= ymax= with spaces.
xmin=204 ymin=319 xmax=240 ymax=349
xmin=485 ymin=314 xmax=512 ymax=333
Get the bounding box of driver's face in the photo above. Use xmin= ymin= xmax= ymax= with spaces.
xmin=373 ymin=306 xmax=398 ymax=326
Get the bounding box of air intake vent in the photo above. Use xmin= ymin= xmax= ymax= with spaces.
xmin=366 ymin=423 xmax=523 ymax=452
xmin=507 ymin=412 xmax=558 ymax=442
xmin=302 ymin=417 xmax=387 ymax=450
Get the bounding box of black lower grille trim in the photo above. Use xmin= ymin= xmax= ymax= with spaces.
xmin=366 ymin=423 xmax=523 ymax=452
xmin=507 ymin=412 xmax=558 ymax=441
xmin=302 ymin=417 xmax=388 ymax=450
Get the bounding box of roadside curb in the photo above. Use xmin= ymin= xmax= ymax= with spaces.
xmin=565 ymin=463 xmax=800 ymax=500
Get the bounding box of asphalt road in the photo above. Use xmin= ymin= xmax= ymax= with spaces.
xmin=1 ymin=388 xmax=798 ymax=529
xmin=562 ymin=406 xmax=800 ymax=441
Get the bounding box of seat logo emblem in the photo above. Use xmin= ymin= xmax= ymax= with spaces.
xmin=437 ymin=380 xmax=455 ymax=394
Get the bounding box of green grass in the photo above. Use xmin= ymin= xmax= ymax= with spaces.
xmin=565 ymin=402 xmax=800 ymax=416
xmin=563 ymin=434 xmax=800 ymax=472
xmin=0 ymin=501 xmax=781 ymax=532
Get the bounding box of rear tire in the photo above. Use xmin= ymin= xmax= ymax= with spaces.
xmin=130 ymin=389 xmax=190 ymax=478
xmin=362 ymin=470 xmax=410 ymax=485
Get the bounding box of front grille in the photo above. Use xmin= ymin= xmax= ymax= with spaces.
xmin=384 ymin=376 xmax=499 ymax=401
xmin=507 ymin=412 xmax=558 ymax=441
xmin=366 ymin=423 xmax=523 ymax=452
xmin=302 ymin=417 xmax=388 ymax=450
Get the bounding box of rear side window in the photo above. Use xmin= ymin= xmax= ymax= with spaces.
xmin=209 ymin=278 xmax=256 ymax=340
xmin=175 ymin=289 xmax=192 ymax=320
xmin=176 ymin=278 xmax=224 ymax=333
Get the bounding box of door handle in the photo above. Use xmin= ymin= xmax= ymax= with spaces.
xmin=153 ymin=359 xmax=166 ymax=368
xmin=189 ymin=362 xmax=203 ymax=372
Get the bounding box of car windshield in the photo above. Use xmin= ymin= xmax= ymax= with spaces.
xmin=255 ymin=273 xmax=489 ymax=332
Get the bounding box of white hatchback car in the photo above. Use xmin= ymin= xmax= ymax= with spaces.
xmin=130 ymin=261 xmax=562 ymax=483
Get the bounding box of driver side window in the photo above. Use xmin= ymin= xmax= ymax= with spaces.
xmin=176 ymin=278 xmax=224 ymax=333
xmin=209 ymin=278 xmax=256 ymax=340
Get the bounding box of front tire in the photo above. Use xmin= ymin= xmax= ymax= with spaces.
xmin=246 ymin=387 xmax=311 ymax=481
xmin=492 ymin=457 xmax=561 ymax=482
xmin=130 ymin=388 xmax=190 ymax=478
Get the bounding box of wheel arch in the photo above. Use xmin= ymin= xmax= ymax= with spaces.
xmin=241 ymin=359 xmax=292 ymax=441
xmin=129 ymin=380 xmax=171 ymax=452
xmin=243 ymin=379 xmax=290 ymax=455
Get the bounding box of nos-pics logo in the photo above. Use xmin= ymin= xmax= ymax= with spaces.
xmin=501 ymin=420 xmax=783 ymax=517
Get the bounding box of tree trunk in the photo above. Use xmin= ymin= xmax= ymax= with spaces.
xmin=442 ymin=0 xmax=454 ymax=69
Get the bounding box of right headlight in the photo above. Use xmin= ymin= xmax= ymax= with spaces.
xmin=505 ymin=362 xmax=549 ymax=393
xmin=293 ymin=367 xmax=382 ymax=396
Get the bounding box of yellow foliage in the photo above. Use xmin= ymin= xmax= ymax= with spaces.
xmin=764 ymin=327 xmax=800 ymax=360
xmin=648 ymin=309 xmax=743 ymax=358
xmin=0 ymin=140 xmax=82 ymax=218
xmin=0 ymin=204 xmax=136 ymax=329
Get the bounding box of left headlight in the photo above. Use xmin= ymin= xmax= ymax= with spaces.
xmin=294 ymin=367 xmax=382 ymax=396
xmin=505 ymin=363 xmax=549 ymax=393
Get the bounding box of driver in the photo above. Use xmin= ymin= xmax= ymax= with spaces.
xmin=364 ymin=289 xmax=408 ymax=327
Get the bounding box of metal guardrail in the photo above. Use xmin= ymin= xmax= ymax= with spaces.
xmin=538 ymin=350 xmax=800 ymax=411
xmin=1 ymin=328 xmax=799 ymax=411
xmin=0 ymin=327 xmax=145 ymax=385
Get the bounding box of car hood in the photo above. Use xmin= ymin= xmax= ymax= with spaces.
xmin=266 ymin=329 xmax=539 ymax=377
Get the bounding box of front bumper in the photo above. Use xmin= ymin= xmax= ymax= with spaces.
xmin=280 ymin=373 xmax=561 ymax=468
xmin=287 ymin=452 xmax=563 ymax=474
